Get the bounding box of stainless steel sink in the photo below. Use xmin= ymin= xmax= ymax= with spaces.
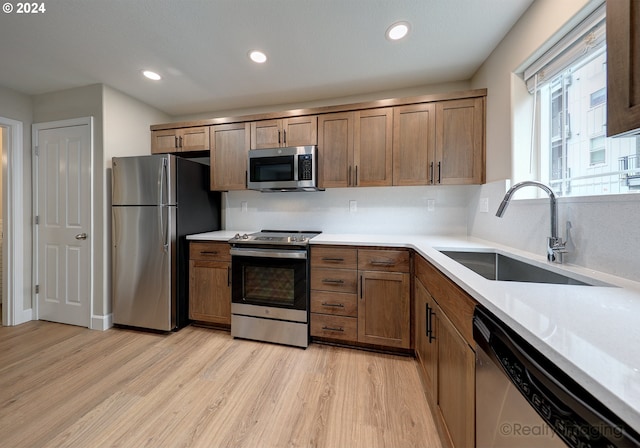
xmin=438 ymin=250 xmax=607 ymax=286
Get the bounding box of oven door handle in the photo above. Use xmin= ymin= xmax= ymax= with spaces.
xmin=230 ymin=247 xmax=308 ymax=259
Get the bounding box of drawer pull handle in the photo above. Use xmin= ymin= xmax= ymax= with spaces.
xmin=322 ymin=279 xmax=345 ymax=284
xmin=369 ymin=260 xmax=396 ymax=266
xmin=321 ymin=257 xmax=345 ymax=262
xmin=321 ymin=302 xmax=345 ymax=308
xmin=200 ymin=251 xmax=219 ymax=255
xmin=322 ymin=326 xmax=344 ymax=332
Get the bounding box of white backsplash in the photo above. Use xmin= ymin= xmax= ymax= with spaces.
xmin=224 ymin=185 xmax=475 ymax=235
xmin=222 ymin=181 xmax=639 ymax=281
xmin=468 ymin=180 xmax=640 ymax=280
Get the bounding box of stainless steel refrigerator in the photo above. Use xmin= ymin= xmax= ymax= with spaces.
xmin=112 ymin=154 xmax=221 ymax=331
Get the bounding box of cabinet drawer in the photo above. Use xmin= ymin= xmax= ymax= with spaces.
xmin=190 ymin=242 xmax=231 ymax=262
xmin=311 ymin=268 xmax=358 ymax=293
xmin=310 ymin=314 xmax=357 ymax=342
xmin=358 ymin=249 xmax=410 ymax=272
xmin=310 ymin=291 xmax=358 ymax=317
xmin=311 ymin=247 xmax=357 ymax=269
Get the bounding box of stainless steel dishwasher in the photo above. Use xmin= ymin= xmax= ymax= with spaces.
xmin=474 ymin=306 xmax=640 ymax=448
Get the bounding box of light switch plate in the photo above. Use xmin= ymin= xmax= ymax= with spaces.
xmin=427 ymin=199 xmax=435 ymax=212
xmin=241 ymin=201 xmax=248 ymax=213
xmin=349 ymin=200 xmax=357 ymax=213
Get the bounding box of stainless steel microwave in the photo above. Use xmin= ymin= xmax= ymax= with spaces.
xmin=247 ymin=146 xmax=320 ymax=192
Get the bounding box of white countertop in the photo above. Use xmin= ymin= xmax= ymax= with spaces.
xmin=188 ymin=230 xmax=640 ymax=432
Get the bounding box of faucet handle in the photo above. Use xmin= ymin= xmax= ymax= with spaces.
xmin=547 ymin=237 xmax=567 ymax=263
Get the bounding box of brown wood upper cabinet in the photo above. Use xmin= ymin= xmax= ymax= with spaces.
xmin=250 ymin=116 xmax=318 ymax=149
xmin=606 ymin=0 xmax=640 ymax=137
xmin=317 ymin=112 xmax=354 ymax=189
xmin=393 ymin=103 xmax=436 ymax=186
xmin=210 ymin=123 xmax=250 ymax=191
xmin=318 ymin=109 xmax=393 ymax=188
xmin=354 ymin=108 xmax=394 ymax=187
xmin=151 ymin=126 xmax=210 ymax=154
xmin=435 ymin=97 xmax=485 ymax=185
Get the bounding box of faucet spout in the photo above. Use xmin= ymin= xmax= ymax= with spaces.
xmin=495 ymin=181 xmax=565 ymax=263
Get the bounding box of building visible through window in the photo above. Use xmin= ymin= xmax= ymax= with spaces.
xmin=524 ymin=5 xmax=640 ymax=197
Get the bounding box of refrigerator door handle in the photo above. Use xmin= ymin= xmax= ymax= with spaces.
xmin=159 ymin=158 xmax=169 ymax=252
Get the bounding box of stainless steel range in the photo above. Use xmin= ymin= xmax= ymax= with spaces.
xmin=229 ymin=230 xmax=320 ymax=348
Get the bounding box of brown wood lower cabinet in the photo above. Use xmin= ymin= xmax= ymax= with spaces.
xmin=310 ymin=246 xmax=411 ymax=350
xmin=189 ymin=242 xmax=231 ymax=326
xmin=414 ymin=254 xmax=476 ymax=448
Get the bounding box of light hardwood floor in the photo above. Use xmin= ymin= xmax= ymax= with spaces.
xmin=0 ymin=321 xmax=443 ymax=448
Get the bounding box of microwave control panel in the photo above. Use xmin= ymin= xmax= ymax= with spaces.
xmin=298 ymin=154 xmax=313 ymax=180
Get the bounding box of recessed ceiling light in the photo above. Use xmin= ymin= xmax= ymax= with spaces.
xmin=386 ymin=21 xmax=410 ymax=41
xmin=249 ymin=50 xmax=267 ymax=64
xmin=142 ymin=70 xmax=162 ymax=81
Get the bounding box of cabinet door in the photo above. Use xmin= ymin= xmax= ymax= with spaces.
xmin=318 ymin=112 xmax=354 ymax=188
xmin=393 ymin=103 xmax=436 ymax=185
xmin=414 ymin=279 xmax=438 ymax=395
xmin=606 ymin=0 xmax=640 ymax=136
xmin=437 ymin=307 xmax=475 ymax=448
xmin=151 ymin=129 xmax=178 ymax=154
xmin=354 ymin=108 xmax=393 ymax=187
xmin=250 ymin=120 xmax=282 ymax=149
xmin=179 ymin=126 xmax=210 ymax=152
xmin=435 ymin=98 xmax=485 ymax=185
xmin=189 ymin=259 xmax=231 ymax=325
xmin=283 ymin=116 xmax=317 ymax=146
xmin=358 ymin=270 xmax=410 ymax=348
xmin=210 ymin=123 xmax=250 ymax=191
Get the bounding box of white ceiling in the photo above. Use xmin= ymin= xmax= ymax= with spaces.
xmin=0 ymin=0 xmax=534 ymax=117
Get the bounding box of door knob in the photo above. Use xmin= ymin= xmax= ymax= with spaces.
xmin=75 ymin=233 xmax=88 ymax=240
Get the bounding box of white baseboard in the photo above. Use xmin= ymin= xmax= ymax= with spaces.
xmin=91 ymin=313 xmax=113 ymax=331
xmin=16 ymin=308 xmax=33 ymax=325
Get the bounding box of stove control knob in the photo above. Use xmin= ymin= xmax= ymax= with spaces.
xmin=241 ymin=233 xmax=249 ymax=239
xmin=233 ymin=233 xmax=241 ymax=239
xmin=291 ymin=236 xmax=298 ymax=242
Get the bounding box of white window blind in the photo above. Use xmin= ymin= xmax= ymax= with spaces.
xmin=524 ymin=4 xmax=606 ymax=93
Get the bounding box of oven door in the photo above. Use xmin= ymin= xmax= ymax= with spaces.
xmin=230 ymin=247 xmax=309 ymax=322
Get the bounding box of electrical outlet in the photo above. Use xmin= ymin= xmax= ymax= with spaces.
xmin=427 ymin=199 xmax=435 ymax=212
xmin=349 ymin=200 xmax=357 ymax=213
xmin=479 ymin=197 xmax=489 ymax=213
xmin=241 ymin=201 xmax=248 ymax=213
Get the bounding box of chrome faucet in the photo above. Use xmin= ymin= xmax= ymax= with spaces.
xmin=495 ymin=181 xmax=567 ymax=264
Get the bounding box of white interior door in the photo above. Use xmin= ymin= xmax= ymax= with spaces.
xmin=34 ymin=119 xmax=92 ymax=327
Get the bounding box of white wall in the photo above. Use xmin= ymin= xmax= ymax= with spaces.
xmin=32 ymin=84 xmax=171 ymax=325
xmin=0 ymin=85 xmax=33 ymax=311
xmin=467 ymin=0 xmax=640 ymax=280
xmin=103 ymin=85 xmax=171 ymax=317
xmin=172 ymin=81 xmax=471 ymax=122
xmin=225 ymin=185 xmax=474 ymax=236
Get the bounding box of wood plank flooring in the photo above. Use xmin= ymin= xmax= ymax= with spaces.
xmin=0 ymin=321 xmax=443 ymax=448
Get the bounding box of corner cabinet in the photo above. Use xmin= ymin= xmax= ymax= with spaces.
xmin=357 ymin=249 xmax=410 ymax=348
xmin=414 ymin=254 xmax=476 ymax=448
xmin=250 ymin=116 xmax=318 ymax=149
xmin=310 ymin=246 xmax=411 ymax=350
xmin=151 ymin=126 xmax=210 ymax=154
xmin=210 ymin=123 xmax=250 ymax=191
xmin=189 ymin=242 xmax=231 ymax=326
xmin=606 ymin=0 xmax=640 ymax=137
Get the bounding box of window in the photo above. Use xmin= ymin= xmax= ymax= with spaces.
xmin=522 ymin=4 xmax=640 ymax=196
